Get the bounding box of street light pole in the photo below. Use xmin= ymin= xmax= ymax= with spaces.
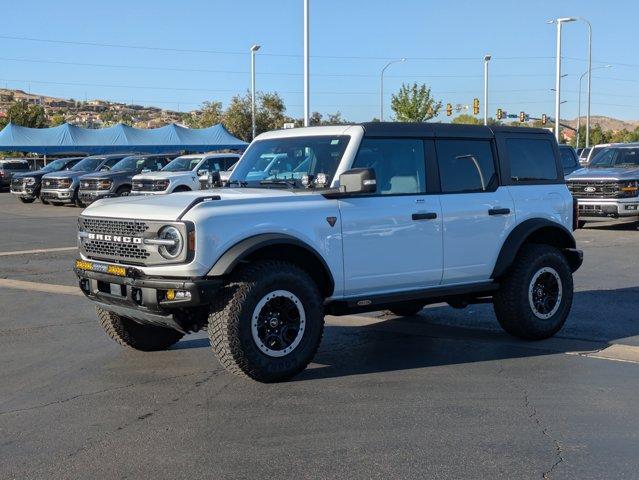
xmin=483 ymin=54 xmax=491 ymax=126
xmin=380 ymin=58 xmax=405 ymax=121
xmin=576 ymin=18 xmax=593 ymax=147
xmin=577 ymin=64 xmax=610 ymax=149
xmin=250 ymin=44 xmax=260 ymax=140
xmin=303 ymin=0 xmax=310 ymax=126
xmin=549 ymin=17 xmax=576 ymax=141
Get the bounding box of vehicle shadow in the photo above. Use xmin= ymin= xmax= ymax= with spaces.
xmin=583 ymin=222 xmax=637 ymax=231
xmin=172 ymin=287 xmax=639 ymax=381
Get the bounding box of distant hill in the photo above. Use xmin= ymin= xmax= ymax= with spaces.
xmin=565 ymin=116 xmax=639 ymax=132
xmin=0 ymin=88 xmax=185 ymax=129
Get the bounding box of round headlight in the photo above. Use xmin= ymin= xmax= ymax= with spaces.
xmin=158 ymin=226 xmax=183 ymax=259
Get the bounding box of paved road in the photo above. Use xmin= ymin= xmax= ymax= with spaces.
xmin=1 ymin=192 xmax=638 ymax=479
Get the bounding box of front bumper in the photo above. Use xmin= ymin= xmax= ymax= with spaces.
xmin=41 ymin=188 xmax=75 ymax=203
xmin=576 ymin=198 xmax=639 ymax=221
xmin=10 ymin=185 xmax=37 ymax=198
xmin=78 ymin=189 xmax=113 ymax=204
xmin=75 ymin=263 xmax=222 ymax=332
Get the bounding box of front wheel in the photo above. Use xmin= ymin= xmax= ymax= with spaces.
xmin=116 ymin=185 xmax=131 ymax=197
xmin=96 ymin=306 xmax=184 ymax=351
xmin=208 ymin=260 xmax=324 ymax=382
xmin=493 ymin=244 xmax=573 ymax=340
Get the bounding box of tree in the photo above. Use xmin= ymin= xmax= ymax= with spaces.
xmin=224 ymin=90 xmax=291 ymax=141
xmin=0 ymin=100 xmax=48 ymax=129
xmin=49 ymin=113 xmax=66 ymax=126
xmin=390 ymin=83 xmax=442 ymax=122
xmin=451 ymin=113 xmax=482 ymax=125
xmin=308 ymin=111 xmax=350 ymax=126
xmin=185 ymin=101 xmax=223 ymax=128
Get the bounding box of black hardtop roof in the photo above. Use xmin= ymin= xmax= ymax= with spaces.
xmin=360 ymin=122 xmax=553 ymax=139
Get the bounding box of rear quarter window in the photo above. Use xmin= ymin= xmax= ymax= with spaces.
xmin=506 ymin=138 xmax=559 ymax=182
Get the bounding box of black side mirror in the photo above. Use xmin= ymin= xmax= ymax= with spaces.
xmin=338 ymin=168 xmax=377 ymax=194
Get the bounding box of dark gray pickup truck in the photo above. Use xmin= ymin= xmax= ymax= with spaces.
xmin=78 ymin=154 xmax=174 ymax=205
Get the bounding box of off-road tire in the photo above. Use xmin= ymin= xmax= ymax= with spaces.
xmin=388 ymin=303 xmax=424 ymax=316
xmin=208 ymin=260 xmax=324 ymax=382
xmin=19 ymin=197 xmax=35 ymax=203
xmin=96 ymin=306 xmax=184 ymax=351
xmin=493 ymin=244 xmax=573 ymax=340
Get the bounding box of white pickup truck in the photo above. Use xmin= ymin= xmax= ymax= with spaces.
xmin=131 ymin=153 xmax=240 ymax=195
xmin=74 ymin=123 xmax=582 ymax=382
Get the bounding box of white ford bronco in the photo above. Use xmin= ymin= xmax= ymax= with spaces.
xmin=75 ymin=123 xmax=583 ymax=382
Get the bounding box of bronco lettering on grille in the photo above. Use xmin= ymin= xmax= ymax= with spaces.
xmin=87 ymin=233 xmax=143 ymax=244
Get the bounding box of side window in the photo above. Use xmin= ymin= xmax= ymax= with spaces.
xmin=560 ymin=148 xmax=578 ymax=168
xmin=352 ymin=138 xmax=426 ymax=195
xmin=506 ymin=138 xmax=558 ymax=182
xmin=435 ymin=139 xmax=497 ymax=193
xmin=104 ymin=158 xmax=121 ymax=168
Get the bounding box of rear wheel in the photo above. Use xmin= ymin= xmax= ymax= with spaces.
xmin=208 ymin=260 xmax=324 ymax=382
xmin=493 ymin=244 xmax=573 ymax=340
xmin=18 ymin=197 xmax=35 ymax=203
xmin=96 ymin=306 xmax=184 ymax=351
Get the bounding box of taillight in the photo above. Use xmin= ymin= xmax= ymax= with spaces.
xmin=572 ymin=197 xmax=579 ymax=230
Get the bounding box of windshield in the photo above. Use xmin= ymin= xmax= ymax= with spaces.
xmin=590 ymin=148 xmax=639 ymax=168
xmin=230 ymin=135 xmax=350 ymax=188
xmin=71 ymin=157 xmax=103 ymax=172
xmin=111 ymin=156 xmax=141 ymax=172
xmin=163 ymin=156 xmax=202 ymax=172
xmin=41 ymin=159 xmax=70 ymax=172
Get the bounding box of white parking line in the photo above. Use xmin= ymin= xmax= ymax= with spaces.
xmin=0 ymin=279 xmax=82 ymax=296
xmin=0 ymin=246 xmax=77 ymax=257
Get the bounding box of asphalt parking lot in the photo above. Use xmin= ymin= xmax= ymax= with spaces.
xmin=1 ymin=192 xmax=638 ymax=479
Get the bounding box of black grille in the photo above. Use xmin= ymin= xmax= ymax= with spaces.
xmin=132 ymin=179 xmax=166 ymax=192
xmin=79 ymin=217 xmax=149 ymax=236
xmin=83 ymin=240 xmax=150 ymax=261
xmin=567 ymin=180 xmax=623 ymax=199
xmin=43 ymin=178 xmax=69 ymax=189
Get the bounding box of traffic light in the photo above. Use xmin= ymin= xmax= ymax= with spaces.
xmin=541 ymin=113 xmax=547 ymax=125
xmin=519 ymin=111 xmax=525 ymax=123
xmin=473 ymin=98 xmax=480 ymax=115
xmin=497 ymin=108 xmax=503 ymax=120
xmin=446 ymin=103 xmax=453 ymax=116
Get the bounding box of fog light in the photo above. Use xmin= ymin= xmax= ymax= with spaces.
xmin=165 ymin=289 xmax=190 ymax=301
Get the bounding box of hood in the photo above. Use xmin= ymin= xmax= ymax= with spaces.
xmin=14 ymin=169 xmax=52 ymax=179
xmin=43 ymin=170 xmax=90 ymax=180
xmin=133 ymin=171 xmax=197 ymax=181
xmin=80 ymin=169 xmax=134 ymax=180
xmin=82 ymin=188 xmax=307 ymax=221
xmin=567 ymin=167 xmax=639 ymax=181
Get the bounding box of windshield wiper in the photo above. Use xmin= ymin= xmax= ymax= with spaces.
xmin=259 ymin=179 xmax=297 ymax=189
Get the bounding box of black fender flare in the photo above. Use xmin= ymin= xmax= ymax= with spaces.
xmin=491 ymin=218 xmax=579 ymax=279
xmin=208 ymin=233 xmax=335 ymax=295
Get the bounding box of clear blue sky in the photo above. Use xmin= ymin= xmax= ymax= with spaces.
xmin=2 ymin=0 xmax=638 ymax=122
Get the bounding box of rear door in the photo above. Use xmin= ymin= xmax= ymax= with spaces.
xmin=435 ymin=137 xmax=516 ymax=284
xmin=339 ymin=137 xmax=443 ymax=297
xmin=496 ymin=133 xmax=570 ymax=231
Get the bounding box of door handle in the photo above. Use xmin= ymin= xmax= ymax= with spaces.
xmin=412 ymin=212 xmax=438 ymax=221
xmin=488 ymin=208 xmax=511 ymax=216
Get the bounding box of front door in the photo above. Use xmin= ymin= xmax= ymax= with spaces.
xmin=339 ymin=138 xmax=443 ymax=297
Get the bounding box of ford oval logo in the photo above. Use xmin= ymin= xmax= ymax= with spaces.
xmin=584 ymin=186 xmax=597 ymax=193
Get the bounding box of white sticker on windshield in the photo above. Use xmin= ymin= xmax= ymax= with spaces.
xmin=331 ymin=139 xmax=340 ymax=145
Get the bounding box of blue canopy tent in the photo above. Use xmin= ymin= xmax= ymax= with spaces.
xmin=0 ymin=122 xmax=248 ymax=155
